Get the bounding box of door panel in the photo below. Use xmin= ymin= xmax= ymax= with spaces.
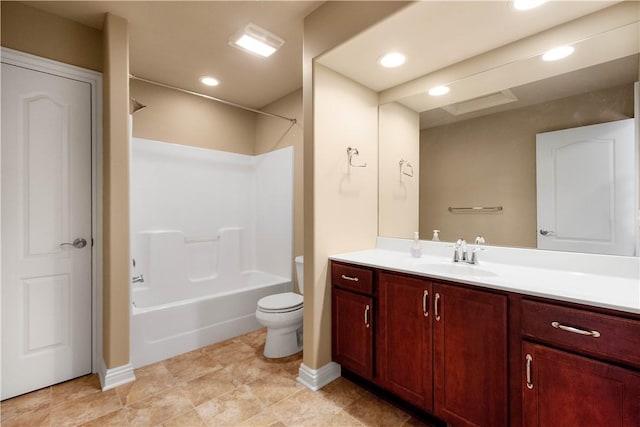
xmin=1 ymin=62 xmax=92 ymax=399
xmin=536 ymin=119 xmax=635 ymax=255
xmin=377 ymin=273 xmax=432 ymax=411
xmin=332 ymin=288 xmax=373 ymax=379
xmin=522 ymin=342 xmax=640 ymax=427
xmin=433 ymin=284 xmax=507 ymax=427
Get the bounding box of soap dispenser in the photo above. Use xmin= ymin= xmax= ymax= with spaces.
xmin=432 ymin=230 xmax=440 ymax=241
xmin=411 ymin=231 xmax=422 ymax=258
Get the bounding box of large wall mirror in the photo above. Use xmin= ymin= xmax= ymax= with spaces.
xmin=317 ymin=1 xmax=639 ymax=256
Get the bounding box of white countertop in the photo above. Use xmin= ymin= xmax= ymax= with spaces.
xmin=329 ymin=239 xmax=640 ymax=315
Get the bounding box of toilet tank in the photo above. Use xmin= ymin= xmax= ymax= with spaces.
xmin=295 ymin=256 xmax=304 ymax=294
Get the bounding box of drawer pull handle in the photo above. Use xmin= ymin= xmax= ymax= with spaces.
xmin=341 ymin=274 xmax=359 ymax=282
xmin=364 ymin=304 xmax=370 ymax=328
xmin=525 ymin=354 xmax=533 ymax=389
xmin=434 ymin=293 xmax=441 ymax=321
xmin=422 ymin=290 xmax=429 ymax=317
xmin=551 ymin=321 xmax=601 ymax=338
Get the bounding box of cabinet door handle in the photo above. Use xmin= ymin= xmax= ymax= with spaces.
xmin=525 ymin=354 xmax=534 ymax=389
xmin=341 ymin=274 xmax=359 ymax=282
xmin=422 ymin=290 xmax=429 ymax=317
xmin=364 ymin=304 xmax=370 ymax=328
xmin=551 ymin=321 xmax=600 ymax=338
xmin=434 ymin=293 xmax=441 ymax=321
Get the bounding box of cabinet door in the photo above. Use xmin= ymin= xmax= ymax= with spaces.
xmin=378 ymin=273 xmax=433 ymax=411
xmin=522 ymin=342 xmax=640 ymax=427
xmin=433 ymin=284 xmax=508 ymax=427
xmin=332 ymin=288 xmax=373 ymax=379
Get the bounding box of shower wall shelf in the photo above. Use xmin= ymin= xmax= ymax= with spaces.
xmin=448 ymin=206 xmax=503 ymax=213
xmin=347 ymin=147 xmax=367 ymax=168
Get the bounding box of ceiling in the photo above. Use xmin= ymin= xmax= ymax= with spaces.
xmin=317 ymin=1 xmax=621 ymax=92
xmin=316 ymin=0 xmax=638 ymax=129
xmin=25 ymin=1 xmax=322 ymax=109
xmin=22 ymin=1 xmax=637 ymax=114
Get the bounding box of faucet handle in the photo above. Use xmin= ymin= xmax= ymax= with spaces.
xmin=469 ymin=247 xmax=486 ymax=264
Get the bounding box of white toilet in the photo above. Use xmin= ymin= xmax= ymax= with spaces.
xmin=256 ymin=256 xmax=304 ymax=358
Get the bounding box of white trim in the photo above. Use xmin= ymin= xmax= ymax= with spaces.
xmin=1 ymin=47 xmax=104 ymax=375
xmin=98 ymin=359 xmax=136 ymax=391
xmin=297 ymin=362 xmax=341 ymax=391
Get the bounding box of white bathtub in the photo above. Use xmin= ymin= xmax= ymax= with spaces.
xmin=130 ymin=228 xmax=292 ymax=368
xmin=131 ymin=271 xmax=291 ymax=368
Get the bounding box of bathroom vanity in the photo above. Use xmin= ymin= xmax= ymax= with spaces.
xmin=330 ymin=241 xmax=640 ymax=427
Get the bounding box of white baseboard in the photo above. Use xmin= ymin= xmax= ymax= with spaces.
xmin=297 ymin=362 xmax=341 ymax=391
xmin=98 ymin=360 xmax=136 ymax=391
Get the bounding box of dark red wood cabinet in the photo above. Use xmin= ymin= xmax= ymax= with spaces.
xmin=331 ymin=263 xmax=374 ymax=380
xmin=520 ymin=299 xmax=640 ymax=427
xmin=522 ymin=342 xmax=640 ymax=427
xmin=331 ymin=261 xmax=640 ymax=426
xmin=338 ymin=266 xmax=508 ymax=426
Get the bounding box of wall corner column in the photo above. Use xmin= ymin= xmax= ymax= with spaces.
xmin=300 ymin=1 xmax=410 ymax=385
xmin=101 ymin=12 xmax=132 ymax=378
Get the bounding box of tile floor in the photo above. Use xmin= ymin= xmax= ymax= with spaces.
xmin=1 ymin=328 xmax=436 ymax=426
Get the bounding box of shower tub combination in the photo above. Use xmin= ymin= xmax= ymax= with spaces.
xmin=130 ymin=228 xmax=291 ymax=368
xmin=130 ymin=139 xmax=294 ymax=368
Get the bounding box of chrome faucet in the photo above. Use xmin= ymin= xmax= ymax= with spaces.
xmin=132 ymin=274 xmax=144 ymax=284
xmin=453 ymin=239 xmax=482 ymax=264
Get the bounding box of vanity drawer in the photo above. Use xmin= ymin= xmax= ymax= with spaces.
xmin=521 ymin=299 xmax=640 ymax=368
xmin=332 ymin=262 xmax=373 ymax=295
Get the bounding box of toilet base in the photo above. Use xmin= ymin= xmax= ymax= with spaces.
xmin=263 ymin=323 xmax=303 ymax=358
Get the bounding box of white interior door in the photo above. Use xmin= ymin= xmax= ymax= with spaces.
xmin=536 ymin=118 xmax=635 ymax=256
xmin=1 ymin=62 xmax=93 ymax=399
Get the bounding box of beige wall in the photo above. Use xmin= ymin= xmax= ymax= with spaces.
xmin=379 ymin=102 xmax=420 ymax=239
xmin=1 ymin=1 xmax=103 ymax=71
xmin=312 ymin=63 xmax=379 ymax=368
xmin=419 ymin=83 xmax=634 ymax=247
xmin=102 ymin=13 xmax=131 ymax=369
xmin=131 ymin=80 xmax=255 ymax=155
xmin=256 ymin=90 xmax=304 ymax=291
xmin=303 ymin=1 xmax=409 ymax=371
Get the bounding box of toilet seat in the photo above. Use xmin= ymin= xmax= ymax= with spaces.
xmin=257 ymin=292 xmax=303 ymax=313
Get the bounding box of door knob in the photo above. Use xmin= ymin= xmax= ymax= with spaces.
xmin=60 ymin=238 xmax=87 ymax=249
xmin=539 ymin=229 xmax=555 ymax=236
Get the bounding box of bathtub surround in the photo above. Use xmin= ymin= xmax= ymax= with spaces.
xmin=131 ymin=138 xmax=293 ymax=279
xmin=130 ymin=138 xmax=293 ymax=367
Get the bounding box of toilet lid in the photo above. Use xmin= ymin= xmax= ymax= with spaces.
xmin=257 ymin=292 xmax=303 ymax=313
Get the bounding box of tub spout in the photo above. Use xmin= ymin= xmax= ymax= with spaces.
xmin=132 ymin=274 xmax=144 ymax=284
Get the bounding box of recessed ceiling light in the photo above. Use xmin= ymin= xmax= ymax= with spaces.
xmin=513 ymin=0 xmax=547 ymax=10
xmin=199 ymin=76 xmax=220 ymax=87
xmin=229 ymin=23 xmax=284 ymax=58
xmin=428 ymin=85 xmax=450 ymax=96
xmin=378 ymin=52 xmax=406 ymax=68
xmin=541 ymin=45 xmax=575 ymax=61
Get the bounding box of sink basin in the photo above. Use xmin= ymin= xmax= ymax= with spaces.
xmin=419 ymin=263 xmax=498 ymax=277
